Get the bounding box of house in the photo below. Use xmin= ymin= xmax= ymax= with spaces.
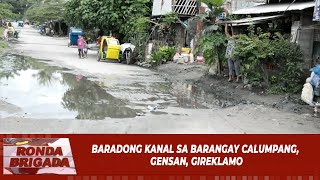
xmin=152 ymin=0 xmax=199 ymax=17
xmin=224 ymin=0 xmax=266 ymax=14
xmin=226 ymin=0 xmax=317 ymax=69
xmin=151 ymin=0 xmax=203 ymax=49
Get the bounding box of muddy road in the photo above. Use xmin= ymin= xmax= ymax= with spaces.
xmin=0 ymin=26 xmax=319 ymax=134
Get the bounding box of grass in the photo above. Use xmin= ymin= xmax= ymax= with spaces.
xmin=0 ymin=27 xmax=9 ymax=50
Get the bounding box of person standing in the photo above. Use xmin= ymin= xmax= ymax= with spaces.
xmin=225 ymin=24 xmax=241 ymax=83
xmin=77 ymin=34 xmax=86 ymax=59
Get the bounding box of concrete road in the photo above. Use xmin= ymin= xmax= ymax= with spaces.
xmin=0 ymin=25 xmax=319 ymax=134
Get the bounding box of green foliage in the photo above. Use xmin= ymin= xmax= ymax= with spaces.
xmin=234 ymin=26 xmax=274 ymax=84
xmin=268 ymin=33 xmax=304 ymax=94
xmin=161 ymin=13 xmax=178 ymax=27
xmin=0 ymin=3 xmax=16 ymax=19
xmin=197 ymin=32 xmax=226 ymax=66
xmin=199 ymin=0 xmax=225 ymax=22
xmin=0 ymin=28 xmax=8 ymax=50
xmin=0 ymin=0 xmax=31 ymax=18
xmin=25 ymin=0 xmax=65 ymax=23
xmin=234 ymin=25 xmax=304 ymax=94
xmin=64 ymin=0 xmax=151 ymax=40
xmin=129 ymin=32 xmax=149 ymax=61
xmin=150 ymin=46 xmax=176 ymax=66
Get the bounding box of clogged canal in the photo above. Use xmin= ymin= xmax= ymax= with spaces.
xmin=0 ymin=54 xmax=237 ymax=120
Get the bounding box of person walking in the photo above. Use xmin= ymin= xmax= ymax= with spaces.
xmin=225 ymin=24 xmax=241 ymax=82
xmin=77 ymin=34 xmax=86 ymax=59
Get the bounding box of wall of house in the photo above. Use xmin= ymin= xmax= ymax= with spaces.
xmin=297 ymin=10 xmax=315 ymax=68
xmin=225 ymin=0 xmax=266 ymax=14
xmin=174 ymin=24 xmax=186 ymax=48
xmin=152 ymin=0 xmax=172 ymax=16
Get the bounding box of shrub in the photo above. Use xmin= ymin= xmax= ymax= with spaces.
xmin=234 ymin=26 xmax=304 ymax=94
xmin=197 ymin=32 xmax=226 ymax=68
xmin=150 ymin=46 xmax=176 ymax=66
xmin=268 ymin=33 xmax=304 ymax=94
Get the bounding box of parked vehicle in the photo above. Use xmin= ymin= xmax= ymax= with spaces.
xmin=39 ymin=25 xmax=46 ymax=35
xmin=18 ymin=21 xmax=24 ymax=27
xmin=97 ymin=36 xmax=121 ymax=62
xmin=68 ymin=28 xmax=84 ymax=47
xmin=120 ymin=43 xmax=136 ymax=64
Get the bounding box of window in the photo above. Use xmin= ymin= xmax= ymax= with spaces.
xmin=108 ymin=40 xmax=119 ymax=45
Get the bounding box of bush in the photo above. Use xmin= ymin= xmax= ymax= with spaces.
xmin=150 ymin=46 xmax=176 ymax=66
xmin=234 ymin=26 xmax=304 ymax=94
xmin=268 ymin=33 xmax=304 ymax=94
xmin=198 ymin=32 xmax=226 ymax=66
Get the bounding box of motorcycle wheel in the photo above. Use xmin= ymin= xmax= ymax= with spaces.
xmin=125 ymin=50 xmax=133 ymax=65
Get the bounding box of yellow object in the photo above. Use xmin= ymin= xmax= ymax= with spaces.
xmin=16 ymin=141 xmax=29 ymax=145
xmin=181 ymin=48 xmax=191 ymax=54
xmin=97 ymin=36 xmax=120 ymax=61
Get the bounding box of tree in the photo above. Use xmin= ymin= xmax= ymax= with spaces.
xmin=64 ymin=0 xmax=151 ymax=41
xmin=25 ymin=0 xmax=65 ymax=23
xmin=195 ymin=0 xmax=226 ymax=75
xmin=0 ymin=3 xmax=16 ymax=20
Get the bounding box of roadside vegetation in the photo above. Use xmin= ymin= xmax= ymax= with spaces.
xmin=234 ymin=26 xmax=303 ymax=94
xmin=0 ymin=27 xmax=9 ymax=51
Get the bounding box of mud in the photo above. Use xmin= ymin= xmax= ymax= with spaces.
xmin=157 ymin=63 xmax=317 ymax=117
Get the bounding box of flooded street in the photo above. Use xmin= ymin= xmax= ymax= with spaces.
xmin=1 ymin=26 xmax=320 ymax=134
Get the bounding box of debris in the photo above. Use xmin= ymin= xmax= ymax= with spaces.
xmin=147 ymin=105 xmax=157 ymax=111
xmin=136 ymin=113 xmax=144 ymax=116
xmin=244 ymin=84 xmax=252 ymax=90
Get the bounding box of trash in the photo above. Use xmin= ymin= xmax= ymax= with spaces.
xmin=147 ymin=105 xmax=157 ymax=111
xmin=310 ymin=73 xmax=320 ymax=88
xmin=306 ymin=77 xmax=312 ymax=83
xmin=196 ymin=54 xmax=205 ymax=63
xmin=136 ymin=113 xmax=144 ymax=116
xmin=301 ymin=83 xmax=314 ymax=105
xmin=310 ymin=64 xmax=320 ymax=76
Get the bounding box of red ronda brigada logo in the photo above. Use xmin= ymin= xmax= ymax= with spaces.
xmin=3 ymin=138 xmax=77 ymax=175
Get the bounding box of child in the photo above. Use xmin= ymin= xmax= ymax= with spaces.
xmin=77 ymin=34 xmax=86 ymax=59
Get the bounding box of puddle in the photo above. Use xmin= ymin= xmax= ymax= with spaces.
xmin=0 ymin=54 xmax=140 ymax=120
xmin=111 ymin=81 xmax=237 ymax=111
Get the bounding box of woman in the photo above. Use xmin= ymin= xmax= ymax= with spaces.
xmin=77 ymin=34 xmax=86 ymax=59
xmin=225 ymin=24 xmax=241 ymax=82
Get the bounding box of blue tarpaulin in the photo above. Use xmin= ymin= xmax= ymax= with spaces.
xmin=314 ymin=0 xmax=320 ymax=21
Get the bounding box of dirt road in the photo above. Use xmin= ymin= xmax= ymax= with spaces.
xmin=0 ymin=26 xmax=319 ymax=134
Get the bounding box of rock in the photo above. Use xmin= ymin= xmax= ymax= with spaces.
xmin=244 ymin=84 xmax=252 ymax=90
xmin=243 ymin=77 xmax=249 ymax=85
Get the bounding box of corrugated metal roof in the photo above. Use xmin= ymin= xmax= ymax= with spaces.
xmin=233 ymin=1 xmax=315 ymax=15
xmin=221 ymin=15 xmax=283 ymax=24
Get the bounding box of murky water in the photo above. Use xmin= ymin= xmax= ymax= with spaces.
xmin=0 ymin=54 xmax=236 ymax=120
xmin=0 ymin=55 xmax=139 ymax=119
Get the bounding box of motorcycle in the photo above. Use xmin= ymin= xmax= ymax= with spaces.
xmin=120 ymin=43 xmax=136 ymax=65
xmin=39 ymin=27 xmax=46 ymax=35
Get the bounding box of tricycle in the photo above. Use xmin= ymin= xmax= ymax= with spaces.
xmin=96 ymin=36 xmax=121 ymax=62
xmin=68 ymin=28 xmax=84 ymax=47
